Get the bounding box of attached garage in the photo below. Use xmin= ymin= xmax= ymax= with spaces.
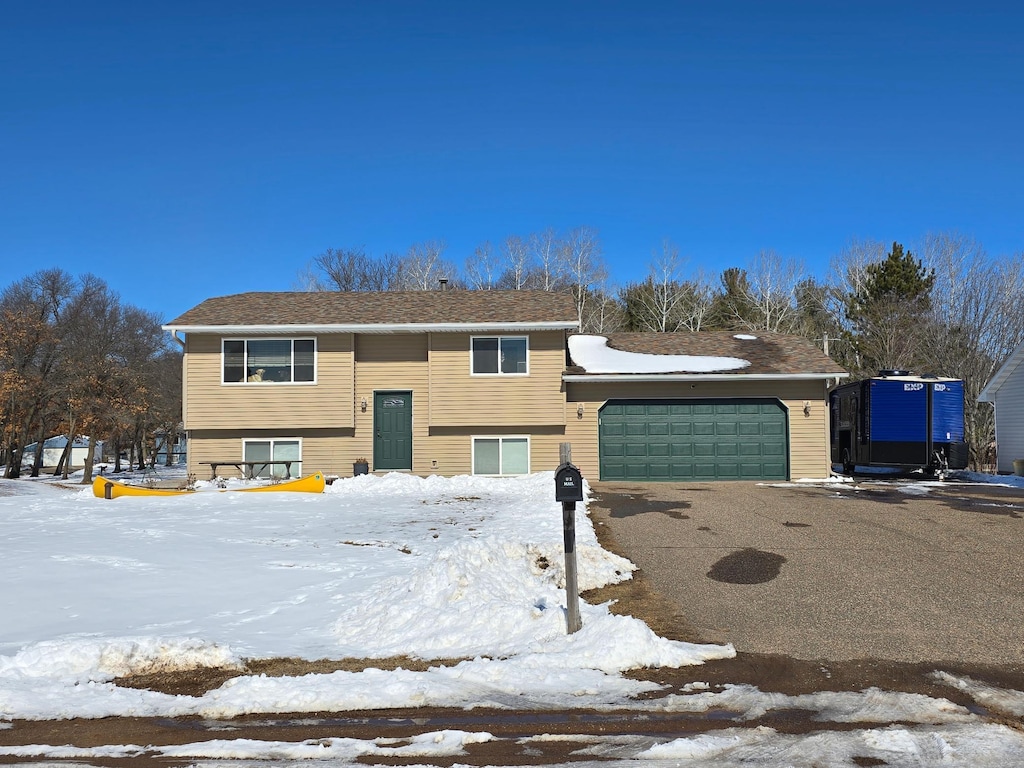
xmin=599 ymin=398 xmax=788 ymax=481
xmin=562 ymin=332 xmax=849 ymax=482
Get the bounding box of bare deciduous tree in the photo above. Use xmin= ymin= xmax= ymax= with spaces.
xmin=918 ymin=232 xmax=1024 ymax=469
xmin=527 ymin=228 xmax=567 ymax=292
xmin=398 ymin=240 xmax=455 ymax=290
xmin=496 ymin=235 xmax=533 ymax=290
xmin=741 ymin=250 xmax=805 ymax=333
xmin=464 ymin=241 xmax=500 ymax=290
xmin=0 ymin=270 xmax=179 ymax=481
xmin=302 ymin=247 xmax=405 ymax=292
xmin=561 ymin=226 xmax=607 ymax=330
xmin=619 ymin=241 xmax=714 ymax=332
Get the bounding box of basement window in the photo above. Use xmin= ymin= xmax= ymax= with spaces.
xmin=472 ymin=436 xmax=529 ymax=475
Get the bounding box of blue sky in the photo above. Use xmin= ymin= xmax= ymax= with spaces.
xmin=2 ymin=1 xmax=1022 ymax=322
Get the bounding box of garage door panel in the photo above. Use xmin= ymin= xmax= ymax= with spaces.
xmin=647 ymin=462 xmax=671 ymax=479
xmin=648 ymin=442 xmax=670 ymax=457
xmin=602 ymin=422 xmax=626 ymax=437
xmin=599 ymin=398 xmax=788 ymax=481
xmin=693 ymin=462 xmax=718 ymax=479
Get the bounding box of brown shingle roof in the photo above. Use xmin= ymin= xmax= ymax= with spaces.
xmin=567 ymin=331 xmax=847 ymax=376
xmin=166 ymin=290 xmax=579 ymax=327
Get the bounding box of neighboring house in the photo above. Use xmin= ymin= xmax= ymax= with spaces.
xmin=164 ymin=290 xmax=847 ymax=482
xmin=154 ymin=429 xmax=188 ymax=465
xmin=979 ymin=340 xmax=1024 ymax=474
xmin=22 ymin=436 xmax=103 ymax=468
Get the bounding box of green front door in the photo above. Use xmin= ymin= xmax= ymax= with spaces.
xmin=374 ymin=391 xmax=413 ymax=470
xmin=599 ymin=399 xmax=788 ymax=481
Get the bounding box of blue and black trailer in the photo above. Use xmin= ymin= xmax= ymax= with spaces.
xmin=829 ymin=371 xmax=969 ymax=476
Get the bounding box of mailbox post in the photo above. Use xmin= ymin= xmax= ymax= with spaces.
xmin=555 ymin=462 xmax=584 ymax=634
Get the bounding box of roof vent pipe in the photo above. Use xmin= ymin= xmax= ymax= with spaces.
xmin=438 ymin=278 xmax=448 ymax=290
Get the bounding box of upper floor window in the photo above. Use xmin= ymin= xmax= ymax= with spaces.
xmin=223 ymin=339 xmax=316 ymax=384
xmin=471 ymin=336 xmax=528 ymax=375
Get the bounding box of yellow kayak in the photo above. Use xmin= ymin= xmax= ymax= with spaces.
xmin=235 ymin=472 xmax=326 ymax=494
xmin=93 ymin=472 xmax=326 ymax=498
xmin=93 ymin=476 xmax=191 ymax=498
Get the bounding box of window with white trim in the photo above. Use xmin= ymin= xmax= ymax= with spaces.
xmin=223 ymin=339 xmax=316 ymax=384
xmin=472 ymin=436 xmax=529 ymax=475
xmin=242 ymin=438 xmax=301 ymax=478
xmin=471 ymin=336 xmax=528 ymax=375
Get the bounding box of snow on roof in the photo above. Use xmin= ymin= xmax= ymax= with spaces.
xmin=568 ymin=334 xmax=750 ymax=374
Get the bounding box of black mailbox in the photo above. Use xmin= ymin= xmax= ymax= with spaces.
xmin=555 ymin=462 xmax=584 ymax=503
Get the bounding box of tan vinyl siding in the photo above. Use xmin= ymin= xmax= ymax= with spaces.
xmin=188 ymin=426 xmax=569 ymax=480
xmin=565 ymin=379 xmax=831 ymax=480
xmin=184 ymin=334 xmax=354 ymax=430
xmin=187 ymin=429 xmax=354 ymax=480
xmin=353 ymin=334 xmax=430 ymax=473
xmin=423 ymin=427 xmax=567 ymax=476
xmin=428 ymin=331 xmax=567 ymax=427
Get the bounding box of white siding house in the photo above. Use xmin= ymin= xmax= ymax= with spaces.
xmin=979 ymin=340 xmax=1024 ymax=474
xmin=21 ymin=436 xmax=103 ymax=468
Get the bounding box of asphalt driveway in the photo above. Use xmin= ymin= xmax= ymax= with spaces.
xmin=588 ymin=478 xmax=1024 ymax=666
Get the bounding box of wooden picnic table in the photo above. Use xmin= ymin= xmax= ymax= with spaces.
xmin=199 ymin=460 xmax=297 ymax=480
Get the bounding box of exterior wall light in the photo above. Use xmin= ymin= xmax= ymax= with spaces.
xmin=576 ymin=403 xmax=584 ymax=419
xmin=803 ymin=401 xmax=811 ymax=417
xmin=360 ymin=397 xmax=368 ymax=412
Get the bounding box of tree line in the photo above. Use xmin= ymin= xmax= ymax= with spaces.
xmin=298 ymin=228 xmax=1024 ymax=470
xmin=0 ymin=269 xmax=182 ymax=481
xmin=3 ymin=230 xmax=1019 ymax=479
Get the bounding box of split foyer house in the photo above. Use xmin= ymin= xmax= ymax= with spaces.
xmin=164 ymin=289 xmax=847 ymax=482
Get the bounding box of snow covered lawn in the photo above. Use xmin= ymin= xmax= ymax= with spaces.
xmin=0 ymin=471 xmax=731 ymax=720
xmin=3 ymin=469 xmax=1024 ymax=766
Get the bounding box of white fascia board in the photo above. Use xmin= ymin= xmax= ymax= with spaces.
xmin=563 ymin=372 xmax=850 ymax=383
xmin=161 ymin=321 xmax=579 ymax=335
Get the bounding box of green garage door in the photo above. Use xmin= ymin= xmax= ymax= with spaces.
xmin=599 ymin=399 xmax=788 ymax=481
